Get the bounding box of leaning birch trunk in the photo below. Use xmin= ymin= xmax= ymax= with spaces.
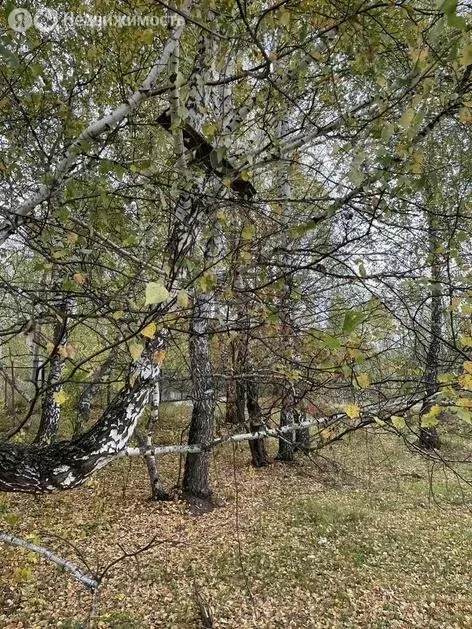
xmin=0 ymin=332 xmax=166 ymax=493
xmin=419 ymin=210 xmax=442 ymax=450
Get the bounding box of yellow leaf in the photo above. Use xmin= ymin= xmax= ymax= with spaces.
xmin=66 ymin=345 xmax=77 ymax=359
xmin=54 ymin=390 xmax=68 ymax=405
xmin=177 ymin=290 xmax=190 ymax=309
xmin=53 ymin=249 xmax=67 ymax=259
xmin=241 ymin=224 xmax=255 ymax=240
xmin=203 ymin=122 xmax=218 ymax=137
xmin=450 ymin=297 xmax=460 ymax=311
xmin=73 ymin=272 xmax=86 ymax=285
xmin=459 ymin=44 xmax=472 ymax=68
xmin=67 ymin=232 xmax=79 ymax=245
xmin=457 ymin=397 xmax=472 ymax=408
xmin=344 ymin=404 xmax=360 ymax=420
xmin=459 ymin=373 xmax=472 ymax=391
xmin=112 ymin=310 xmax=124 ymax=320
xmin=421 ymin=405 xmax=441 ymax=428
xmin=141 ymin=322 xmax=157 ymax=339
xmin=141 ymin=28 xmax=154 ymax=45
xmin=459 ymin=107 xmax=472 ymax=124
xmin=460 ymin=335 xmax=472 ymax=348
xmin=23 ymin=533 xmax=40 ymax=547
xmin=357 ymin=373 xmax=371 ymax=389
xmin=240 ymin=250 xmax=252 ymax=263
xmin=399 ymin=108 xmax=415 ymax=129
xmin=153 ymin=349 xmax=167 ymax=365
xmin=320 ymin=428 xmax=333 ymax=440
xmin=13 ymin=566 xmax=33 ymax=583
xmin=411 ymin=151 xmax=423 ymax=174
xmin=145 ymin=282 xmax=169 ymax=306
xmin=391 ymin=415 xmax=405 ymax=430
xmin=129 ymin=343 xmax=143 ymax=362
xmin=464 ymin=361 xmax=472 ymax=374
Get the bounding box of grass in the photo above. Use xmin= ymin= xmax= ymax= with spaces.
xmin=2 ymin=411 xmax=472 ymax=627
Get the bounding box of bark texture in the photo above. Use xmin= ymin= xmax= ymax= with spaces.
xmin=277 ymin=382 xmax=296 ymax=461
xmin=419 ymin=213 xmax=442 ymax=450
xmin=226 ymin=334 xmax=247 ymax=425
xmin=137 ymin=381 xmax=169 ymax=500
xmin=246 ymin=375 xmax=270 ymax=467
xmin=0 ymin=335 xmax=165 ymax=493
xmin=183 ymin=281 xmax=215 ymax=499
xmin=34 ymin=294 xmax=71 ymax=446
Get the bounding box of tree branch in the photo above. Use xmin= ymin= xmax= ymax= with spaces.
xmin=0 ymin=532 xmax=98 ymax=591
xmin=0 ymin=5 xmax=191 ymax=245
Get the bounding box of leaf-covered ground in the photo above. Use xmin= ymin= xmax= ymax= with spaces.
xmin=2 ymin=420 xmax=472 ymax=628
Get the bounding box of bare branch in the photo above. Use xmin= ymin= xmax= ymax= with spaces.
xmin=0 ymin=532 xmax=98 ymax=591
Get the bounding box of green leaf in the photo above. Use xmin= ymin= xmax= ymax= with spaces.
xmin=323 ymin=335 xmax=341 ymax=349
xmin=399 ymin=108 xmax=415 ymax=129
xmin=348 ymin=166 xmax=364 ymax=187
xmin=0 ymin=43 xmax=20 ymax=68
xmin=198 ymin=271 xmax=215 ymax=293
xmin=145 ymin=282 xmax=169 ymax=305
xmin=342 ymin=310 xmax=364 ymax=333
xmin=459 ymin=45 xmax=472 ymax=68
xmin=381 ymin=122 xmax=395 ymax=141
xmin=391 ymin=416 xmax=406 ymax=430
xmin=141 ymin=29 xmax=154 ymax=45
xmin=99 ymin=159 xmax=114 ymax=174
xmin=454 ymin=407 xmax=472 ymax=424
xmin=448 ymin=14 xmax=466 ymax=28
xmin=357 ymin=373 xmax=371 ymax=389
xmin=241 ymin=224 xmax=255 ymax=240
xmin=129 ymin=342 xmax=143 ymax=362
xmin=177 ymin=290 xmax=189 ymax=309
xmin=420 ymin=405 xmax=441 ymax=428
xmin=2 ymin=513 xmax=21 ymax=526
xmin=439 ymin=0 xmax=457 ymax=15
xmin=290 ymin=220 xmax=321 ymax=238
